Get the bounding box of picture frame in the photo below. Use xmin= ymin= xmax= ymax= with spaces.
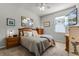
xmin=7 ymin=18 xmax=15 ymax=26
xmin=43 ymin=21 xmax=50 ymax=27
xmin=21 ymin=16 xmax=33 ymax=27
xmin=21 ymin=16 xmax=26 ymax=26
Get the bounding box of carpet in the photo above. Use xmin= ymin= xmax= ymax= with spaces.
xmin=0 ymin=42 xmax=76 ymax=56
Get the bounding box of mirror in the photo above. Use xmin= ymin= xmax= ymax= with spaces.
xmin=66 ymin=8 xmax=77 ymax=26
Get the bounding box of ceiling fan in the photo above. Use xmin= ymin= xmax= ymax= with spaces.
xmin=39 ymin=3 xmax=50 ymax=11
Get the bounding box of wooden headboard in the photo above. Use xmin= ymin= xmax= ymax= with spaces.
xmin=18 ymin=28 xmax=33 ymax=37
xmin=18 ymin=27 xmax=44 ymax=37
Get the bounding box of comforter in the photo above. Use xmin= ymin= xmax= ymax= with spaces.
xmin=21 ymin=35 xmax=55 ymax=56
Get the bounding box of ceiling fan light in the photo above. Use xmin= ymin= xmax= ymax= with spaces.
xmin=40 ymin=6 xmax=45 ymax=11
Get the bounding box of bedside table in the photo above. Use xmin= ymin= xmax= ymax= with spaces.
xmin=6 ymin=36 xmax=20 ymax=48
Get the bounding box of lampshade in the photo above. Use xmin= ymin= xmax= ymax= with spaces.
xmin=7 ymin=30 xmax=14 ymax=37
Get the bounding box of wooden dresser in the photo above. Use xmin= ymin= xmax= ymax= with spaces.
xmin=36 ymin=28 xmax=44 ymax=35
xmin=69 ymin=26 xmax=79 ymax=55
xmin=6 ymin=36 xmax=20 ymax=48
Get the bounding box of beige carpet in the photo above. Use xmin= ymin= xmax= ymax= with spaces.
xmin=0 ymin=42 xmax=76 ymax=56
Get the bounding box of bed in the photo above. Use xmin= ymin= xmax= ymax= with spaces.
xmin=18 ymin=28 xmax=55 ymax=56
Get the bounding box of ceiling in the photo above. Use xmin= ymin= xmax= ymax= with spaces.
xmin=0 ymin=3 xmax=77 ymax=16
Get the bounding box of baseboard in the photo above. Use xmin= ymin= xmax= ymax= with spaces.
xmin=55 ymin=40 xmax=65 ymax=44
xmin=0 ymin=46 xmax=6 ymax=49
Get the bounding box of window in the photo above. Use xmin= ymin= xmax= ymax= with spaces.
xmin=54 ymin=16 xmax=68 ymax=33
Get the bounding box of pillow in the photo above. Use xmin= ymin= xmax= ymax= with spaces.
xmin=24 ymin=32 xmax=28 ymax=36
xmin=27 ymin=32 xmax=33 ymax=37
xmin=24 ymin=31 xmax=32 ymax=37
xmin=32 ymin=30 xmax=39 ymax=37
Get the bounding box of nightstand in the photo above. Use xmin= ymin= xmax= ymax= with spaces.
xmin=6 ymin=36 xmax=20 ymax=48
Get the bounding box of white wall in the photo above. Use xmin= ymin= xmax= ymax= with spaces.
xmin=0 ymin=4 xmax=40 ymax=48
xmin=40 ymin=6 xmax=76 ymax=43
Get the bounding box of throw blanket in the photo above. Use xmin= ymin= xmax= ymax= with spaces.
xmin=40 ymin=34 xmax=55 ymax=46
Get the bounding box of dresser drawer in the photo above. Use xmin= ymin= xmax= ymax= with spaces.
xmin=6 ymin=37 xmax=19 ymax=48
xmin=7 ymin=38 xmax=18 ymax=42
xmin=7 ymin=41 xmax=18 ymax=44
xmin=7 ymin=41 xmax=19 ymax=48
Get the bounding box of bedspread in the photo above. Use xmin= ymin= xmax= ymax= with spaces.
xmin=21 ymin=35 xmax=55 ymax=56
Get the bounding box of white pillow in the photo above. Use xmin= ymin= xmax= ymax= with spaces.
xmin=24 ymin=32 xmax=32 ymax=37
xmin=24 ymin=32 xmax=28 ymax=36
xmin=32 ymin=30 xmax=39 ymax=37
xmin=27 ymin=32 xmax=33 ymax=37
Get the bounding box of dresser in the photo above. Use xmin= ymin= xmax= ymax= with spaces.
xmin=69 ymin=26 xmax=79 ymax=55
xmin=6 ymin=36 xmax=20 ymax=48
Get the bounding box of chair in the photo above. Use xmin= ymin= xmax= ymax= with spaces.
xmin=71 ymin=41 xmax=79 ymax=55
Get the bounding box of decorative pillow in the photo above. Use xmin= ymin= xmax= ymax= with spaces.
xmin=32 ymin=30 xmax=39 ymax=37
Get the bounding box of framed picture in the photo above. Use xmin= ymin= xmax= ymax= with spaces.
xmin=21 ymin=16 xmax=26 ymax=26
xmin=7 ymin=18 xmax=15 ymax=26
xmin=43 ymin=21 xmax=50 ymax=27
xmin=21 ymin=16 xmax=33 ymax=27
